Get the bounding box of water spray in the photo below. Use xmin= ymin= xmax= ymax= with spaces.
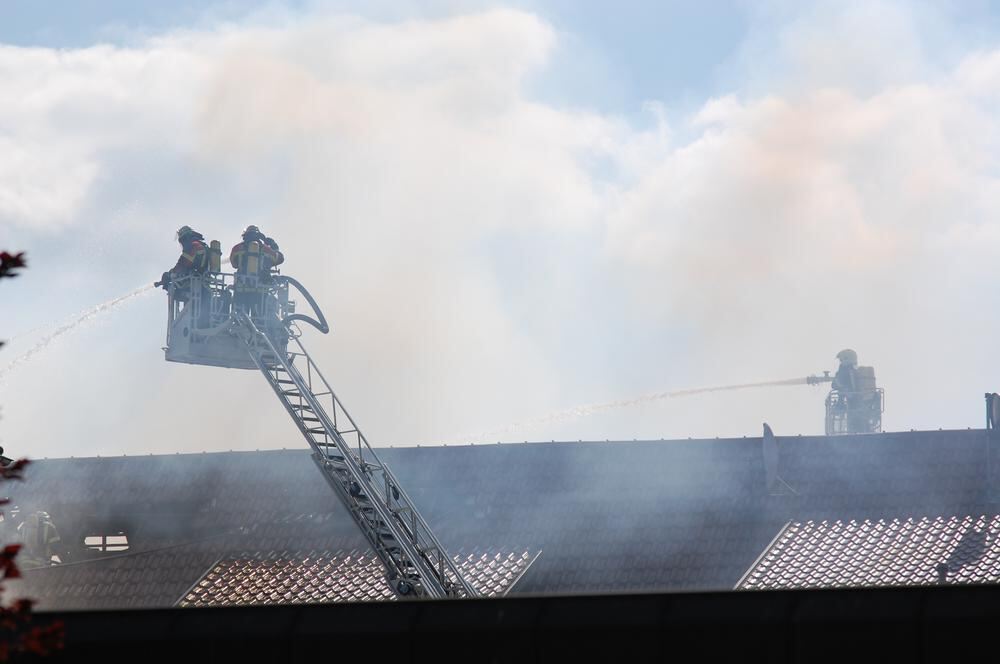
xmin=456 ymin=374 xmax=834 ymax=443
xmin=0 ymin=257 xmax=232 ymax=381
xmin=0 ymin=284 xmax=156 ymax=380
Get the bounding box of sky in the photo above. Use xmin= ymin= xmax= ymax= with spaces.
xmin=3 ymin=1 xmax=1000 ymax=457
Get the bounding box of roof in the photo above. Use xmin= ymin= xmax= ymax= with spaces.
xmin=737 ymin=514 xmax=1000 ymax=590
xmin=178 ymin=549 xmax=536 ymax=607
xmin=3 ymin=429 xmax=994 ymax=609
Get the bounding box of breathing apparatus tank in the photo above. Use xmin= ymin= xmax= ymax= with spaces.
xmin=247 ymin=240 xmax=260 ymax=276
xmin=209 ymin=240 xmax=222 ymax=272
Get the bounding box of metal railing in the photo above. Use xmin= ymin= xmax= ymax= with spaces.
xmin=825 ymin=388 xmax=885 ymax=435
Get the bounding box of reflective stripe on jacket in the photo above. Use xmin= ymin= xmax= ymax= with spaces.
xmin=172 ymin=240 xmax=209 ymax=275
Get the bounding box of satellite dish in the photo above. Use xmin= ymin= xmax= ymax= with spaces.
xmin=762 ymin=422 xmax=778 ymax=491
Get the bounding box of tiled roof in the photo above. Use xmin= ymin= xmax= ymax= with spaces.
xmin=737 ymin=514 xmax=1000 ymax=590
xmin=8 ymin=542 xmax=221 ymax=611
xmin=179 ymin=549 xmax=536 ymax=607
xmin=3 ymin=429 xmax=994 ymax=609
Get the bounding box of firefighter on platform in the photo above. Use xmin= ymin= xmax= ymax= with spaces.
xmin=262 ymin=236 xmax=284 ymax=274
xmin=156 ymin=226 xmax=214 ymax=327
xmin=231 ymin=225 xmax=283 ymax=275
xmin=157 ymin=226 xmax=210 ymax=301
xmin=832 ymin=348 xmax=858 ymax=393
xmin=230 ymin=225 xmax=283 ymax=316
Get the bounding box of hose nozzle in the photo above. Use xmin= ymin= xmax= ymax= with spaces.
xmin=807 ymin=371 xmax=833 ymax=385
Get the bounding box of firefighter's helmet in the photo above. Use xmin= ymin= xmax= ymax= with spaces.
xmin=836 ymin=349 xmax=858 ymax=366
xmin=176 ymin=226 xmax=199 ymax=242
xmin=242 ymin=225 xmax=263 ymax=242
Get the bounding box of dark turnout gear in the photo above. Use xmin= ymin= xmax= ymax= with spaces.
xmin=262 ymin=236 xmax=284 ymax=272
xmin=173 ymin=238 xmax=210 ymax=276
xmin=230 ymin=226 xmax=284 ymax=318
xmin=824 ymin=349 xmax=883 ymax=435
xmin=833 ymin=364 xmax=856 ymax=393
xmin=159 ymin=227 xmax=215 ymax=330
xmin=158 ymin=226 xmax=209 ymax=291
xmin=17 ymin=511 xmax=62 ymax=567
xmin=832 ymin=348 xmax=858 ymax=393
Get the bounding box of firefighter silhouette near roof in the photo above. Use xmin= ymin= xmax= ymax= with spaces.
xmin=824 ymin=349 xmax=884 ymax=435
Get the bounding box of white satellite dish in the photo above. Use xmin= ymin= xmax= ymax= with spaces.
xmin=762 ymin=422 xmax=796 ymax=495
xmin=762 ymin=422 xmax=778 ymax=491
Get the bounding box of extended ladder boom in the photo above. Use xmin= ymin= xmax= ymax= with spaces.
xmin=234 ymin=312 xmax=476 ymax=599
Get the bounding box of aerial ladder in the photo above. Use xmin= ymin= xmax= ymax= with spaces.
xmin=158 ymin=246 xmax=476 ymax=599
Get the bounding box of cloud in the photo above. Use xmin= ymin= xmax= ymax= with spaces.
xmin=0 ymin=9 xmax=600 ymax=453
xmin=3 ymin=3 xmax=1000 ymax=456
xmin=0 ymin=41 xmax=210 ymax=229
xmin=599 ymin=6 xmax=1000 ymax=436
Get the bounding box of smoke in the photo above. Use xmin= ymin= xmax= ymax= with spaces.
xmin=3 ymin=4 xmax=1000 ymax=457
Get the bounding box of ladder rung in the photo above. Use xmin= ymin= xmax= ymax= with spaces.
xmin=240 ymin=317 xmax=477 ymax=600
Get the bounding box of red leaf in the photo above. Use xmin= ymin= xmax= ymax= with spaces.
xmin=0 ymin=459 xmax=30 ymax=481
xmin=0 ymin=251 xmax=26 ymax=279
xmin=0 ymin=545 xmax=22 ymax=580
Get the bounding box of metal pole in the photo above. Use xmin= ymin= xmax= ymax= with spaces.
xmin=987 ymin=393 xmax=993 ymax=503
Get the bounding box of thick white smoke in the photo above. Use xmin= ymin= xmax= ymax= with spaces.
xmin=2 ymin=4 xmax=1000 ymax=457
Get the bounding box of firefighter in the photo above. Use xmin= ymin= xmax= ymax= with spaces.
xmin=230 ymin=225 xmax=283 ymax=274
xmin=158 ymin=226 xmax=209 ymax=291
xmin=157 ymin=226 xmax=210 ymax=300
xmin=262 ymin=236 xmax=285 ymax=274
xmin=157 ymin=226 xmax=212 ymax=325
xmin=16 ymin=511 xmax=64 ymax=568
xmin=230 ymin=225 xmax=283 ymax=316
xmin=832 ymin=349 xmax=858 ymax=393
